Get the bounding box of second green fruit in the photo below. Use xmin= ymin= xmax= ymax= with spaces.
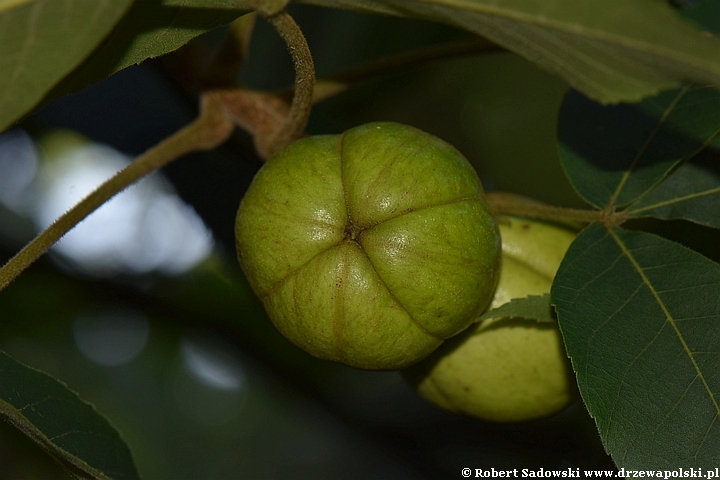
xmin=403 ymin=217 xmax=576 ymax=422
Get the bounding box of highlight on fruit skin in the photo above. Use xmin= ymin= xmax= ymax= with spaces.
xmin=235 ymin=122 xmax=501 ymax=370
xmin=402 ymin=217 xmax=577 ymax=422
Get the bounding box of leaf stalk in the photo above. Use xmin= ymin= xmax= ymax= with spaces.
xmin=485 ymin=192 xmax=627 ymax=227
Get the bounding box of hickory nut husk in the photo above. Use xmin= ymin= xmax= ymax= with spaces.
xmin=403 ymin=217 xmax=577 ymax=422
xmin=235 ymin=122 xmax=501 ymax=370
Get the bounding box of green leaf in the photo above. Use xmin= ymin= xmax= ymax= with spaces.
xmin=0 ymin=0 xmax=134 ymax=133
xmin=41 ymin=0 xmax=250 ymax=108
xmin=0 ymin=351 xmax=139 ymax=480
xmin=626 ymin=157 xmax=720 ymax=228
xmin=558 ymin=85 xmax=720 ymax=226
xmin=551 ymin=223 xmax=720 ymax=468
xmin=297 ymin=0 xmax=720 ymax=104
xmin=477 ymin=294 xmax=555 ymax=324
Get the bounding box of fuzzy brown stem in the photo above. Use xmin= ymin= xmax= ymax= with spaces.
xmin=260 ymin=10 xmax=315 ymax=159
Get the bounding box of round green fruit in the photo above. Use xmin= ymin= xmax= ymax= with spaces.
xmin=403 ymin=217 xmax=576 ymax=422
xmin=235 ymin=122 xmax=501 ymax=370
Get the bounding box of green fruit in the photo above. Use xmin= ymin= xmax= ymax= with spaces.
xmin=403 ymin=217 xmax=576 ymax=421
xmin=235 ymin=122 xmax=501 ymax=370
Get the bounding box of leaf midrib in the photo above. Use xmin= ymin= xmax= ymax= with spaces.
xmin=608 ymin=86 xmax=690 ymax=207
xmin=628 ymin=186 xmax=720 ymax=215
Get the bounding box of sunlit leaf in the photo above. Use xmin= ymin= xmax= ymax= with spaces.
xmin=558 ymin=85 xmax=720 ymax=226
xmin=552 ymin=224 xmax=720 ymax=468
xmin=44 ymin=0 xmax=250 ymax=106
xmin=477 ymin=294 xmax=555 ymax=324
xmin=0 ymin=0 xmax=134 ymax=132
xmin=298 ymin=0 xmax=720 ymax=104
xmin=0 ymin=351 xmax=139 ymax=479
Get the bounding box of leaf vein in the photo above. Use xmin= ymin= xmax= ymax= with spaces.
xmin=607 ymin=227 xmax=720 ymax=417
xmin=608 ymin=86 xmax=690 ymax=208
xmin=649 ymin=373 xmax=697 ymax=446
xmin=694 ymin=413 xmax=719 ymax=461
xmin=628 ymin=186 xmax=720 ymax=216
xmin=605 ymin=284 xmax=663 ymax=434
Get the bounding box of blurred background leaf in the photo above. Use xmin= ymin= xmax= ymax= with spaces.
xmin=297 ymin=0 xmax=720 ymax=104
xmin=552 ymin=224 xmax=720 ymax=468
xmin=0 ymin=0 xmax=134 ymax=132
xmin=44 ymin=0 xmax=251 ymax=108
xmin=683 ymin=0 xmax=720 ymax=34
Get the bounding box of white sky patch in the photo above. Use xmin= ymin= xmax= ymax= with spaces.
xmin=30 ymin=137 xmax=213 ymax=276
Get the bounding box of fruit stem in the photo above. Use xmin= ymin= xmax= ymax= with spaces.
xmin=485 ymin=192 xmax=627 ymax=227
xmin=0 ymin=95 xmax=234 ymax=294
xmin=261 ymin=10 xmax=315 ymax=158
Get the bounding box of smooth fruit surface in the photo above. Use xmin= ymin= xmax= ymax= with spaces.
xmin=235 ymin=122 xmax=500 ymax=370
xmin=403 ymin=217 xmax=576 ymax=421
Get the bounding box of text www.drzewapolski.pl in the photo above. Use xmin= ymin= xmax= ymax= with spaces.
xmin=461 ymin=468 xmax=720 ymax=478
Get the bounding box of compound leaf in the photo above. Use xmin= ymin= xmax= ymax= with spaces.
xmin=557 ymin=85 xmax=720 ymax=229
xmin=626 ymin=128 xmax=720 ymax=228
xmin=477 ymin=294 xmax=555 ymax=324
xmin=552 ymin=223 xmax=720 ymax=468
xmin=0 ymin=0 xmax=134 ymax=132
xmin=298 ymin=0 xmax=720 ymax=104
xmin=0 ymin=351 xmax=139 ymax=479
